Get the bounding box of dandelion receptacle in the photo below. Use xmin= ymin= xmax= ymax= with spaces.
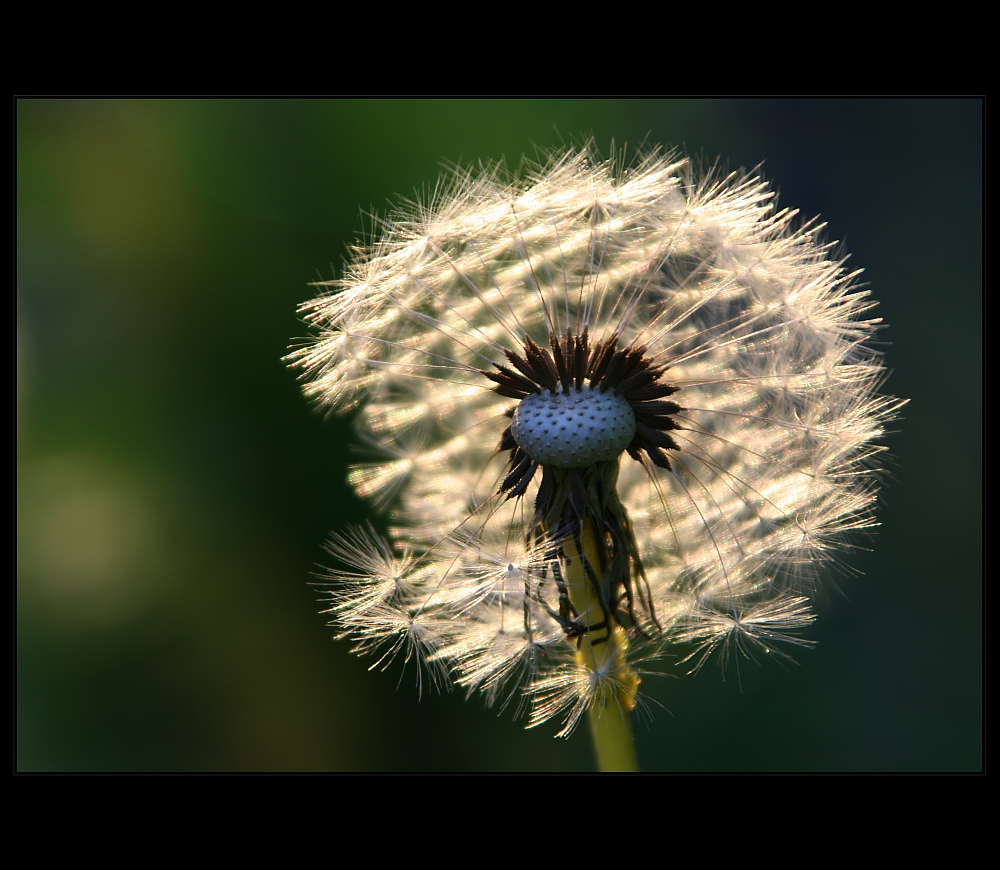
xmin=288 ymin=146 xmax=902 ymax=767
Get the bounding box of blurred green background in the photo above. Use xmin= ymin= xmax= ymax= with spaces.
xmin=17 ymin=99 xmax=982 ymax=771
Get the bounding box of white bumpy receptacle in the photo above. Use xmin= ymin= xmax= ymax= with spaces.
xmin=510 ymin=386 xmax=636 ymax=469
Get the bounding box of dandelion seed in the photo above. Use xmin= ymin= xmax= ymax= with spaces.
xmin=288 ymin=145 xmax=903 ymax=760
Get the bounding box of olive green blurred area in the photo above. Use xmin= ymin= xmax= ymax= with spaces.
xmin=17 ymin=99 xmax=981 ymax=771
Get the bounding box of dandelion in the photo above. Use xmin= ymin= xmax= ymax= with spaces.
xmin=288 ymin=145 xmax=902 ymax=769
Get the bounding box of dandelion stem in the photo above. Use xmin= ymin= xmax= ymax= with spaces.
xmin=584 ymin=668 xmax=639 ymax=772
xmin=563 ymin=517 xmax=641 ymax=772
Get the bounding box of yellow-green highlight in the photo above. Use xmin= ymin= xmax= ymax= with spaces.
xmin=562 ymin=517 xmax=640 ymax=772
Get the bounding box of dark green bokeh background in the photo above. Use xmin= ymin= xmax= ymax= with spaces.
xmin=17 ymin=99 xmax=982 ymax=771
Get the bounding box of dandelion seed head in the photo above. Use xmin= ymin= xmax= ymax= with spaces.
xmin=289 ymin=144 xmax=904 ymax=735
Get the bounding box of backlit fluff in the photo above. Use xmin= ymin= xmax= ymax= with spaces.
xmin=288 ymin=147 xmax=901 ymax=735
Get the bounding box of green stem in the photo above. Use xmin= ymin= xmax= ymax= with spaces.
xmin=563 ymin=517 xmax=642 ymax=772
xmin=586 ymin=689 xmax=639 ymax=772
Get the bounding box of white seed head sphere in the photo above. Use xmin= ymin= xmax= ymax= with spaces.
xmin=510 ymin=386 xmax=636 ymax=469
xmin=288 ymin=145 xmax=906 ymax=738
